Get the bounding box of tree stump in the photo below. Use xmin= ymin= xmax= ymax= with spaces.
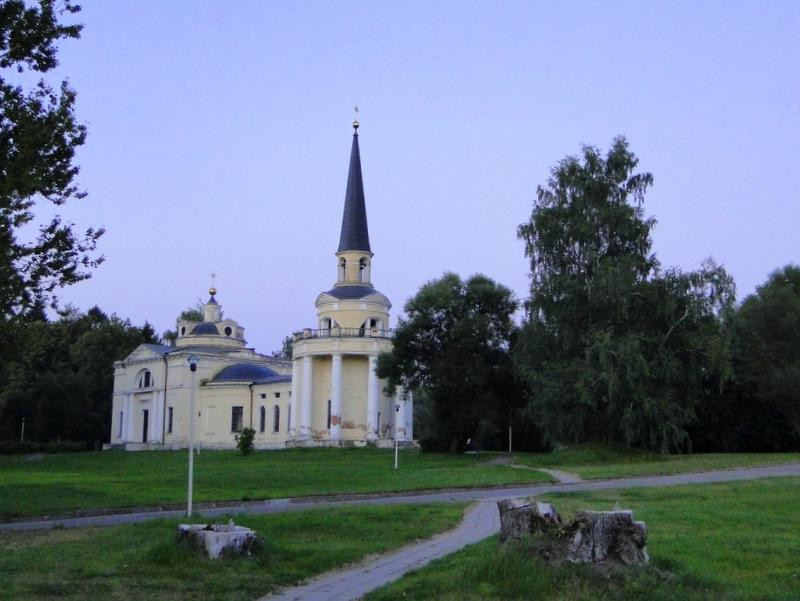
xmin=497 ymin=498 xmax=562 ymax=542
xmin=176 ymin=520 xmax=258 ymax=559
xmin=566 ymin=510 xmax=649 ymax=565
xmin=495 ymin=500 xmax=649 ymax=566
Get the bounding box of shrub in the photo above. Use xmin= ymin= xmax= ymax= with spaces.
xmin=236 ymin=427 xmax=256 ymax=455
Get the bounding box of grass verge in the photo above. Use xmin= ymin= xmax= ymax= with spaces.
xmin=0 ymin=447 xmax=551 ymax=520
xmin=513 ymin=443 xmax=800 ymax=479
xmin=366 ymin=477 xmax=800 ymax=600
xmin=0 ymin=503 xmax=466 ymax=601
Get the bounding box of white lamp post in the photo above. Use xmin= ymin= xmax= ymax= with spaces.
xmin=394 ymin=403 xmax=400 ymax=470
xmin=187 ymin=355 xmax=199 ymax=517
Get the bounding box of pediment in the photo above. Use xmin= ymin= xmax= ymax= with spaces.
xmin=123 ymin=344 xmax=167 ymax=364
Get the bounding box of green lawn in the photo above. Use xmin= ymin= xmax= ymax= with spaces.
xmin=513 ymin=443 xmax=800 ymax=479
xmin=0 ymin=447 xmax=551 ymax=519
xmin=366 ymin=477 xmax=800 ymax=601
xmin=0 ymin=503 xmax=466 ymax=601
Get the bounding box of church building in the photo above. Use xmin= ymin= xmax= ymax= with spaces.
xmin=108 ymin=120 xmax=413 ymax=449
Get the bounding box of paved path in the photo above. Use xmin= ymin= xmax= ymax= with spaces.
xmin=3 ymin=462 xmax=799 ymax=532
xmin=257 ymin=501 xmax=499 ymax=601
xmin=487 ymin=456 xmax=583 ymax=483
xmin=535 ymin=467 xmax=583 ymax=483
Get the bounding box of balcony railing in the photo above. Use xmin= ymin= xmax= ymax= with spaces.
xmin=293 ymin=327 xmax=393 ymax=341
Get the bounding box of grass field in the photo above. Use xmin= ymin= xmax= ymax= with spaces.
xmin=0 ymin=503 xmax=466 ymax=601
xmin=0 ymin=447 xmax=551 ymax=519
xmin=513 ymin=443 xmax=800 ymax=479
xmin=366 ymin=477 xmax=800 ymax=601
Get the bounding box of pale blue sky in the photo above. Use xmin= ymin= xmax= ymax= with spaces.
xmin=42 ymin=1 xmax=800 ymax=352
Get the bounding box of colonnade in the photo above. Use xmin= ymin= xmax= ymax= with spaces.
xmin=289 ymin=352 xmax=412 ymax=442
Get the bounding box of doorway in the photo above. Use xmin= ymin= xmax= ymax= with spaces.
xmin=142 ymin=409 xmax=149 ymax=443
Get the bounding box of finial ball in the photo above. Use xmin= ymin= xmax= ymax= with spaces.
xmin=209 ymin=286 xmax=217 ymax=297
xmin=352 ymin=119 xmax=360 ymax=130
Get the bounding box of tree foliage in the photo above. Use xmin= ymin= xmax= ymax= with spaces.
xmin=0 ymin=307 xmax=159 ymax=446
xmin=693 ymin=265 xmax=800 ymax=451
xmin=377 ymin=273 xmax=519 ymax=452
xmin=0 ymin=0 xmax=102 ymax=319
xmin=515 ymin=138 xmax=734 ymax=452
xmin=162 ymin=303 xmax=204 ymax=344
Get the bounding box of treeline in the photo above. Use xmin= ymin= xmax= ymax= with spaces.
xmin=379 ymin=138 xmax=800 ymax=453
xmin=0 ymin=308 xmax=159 ymax=448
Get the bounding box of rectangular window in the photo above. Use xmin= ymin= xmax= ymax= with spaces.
xmin=167 ymin=407 xmax=173 ymax=434
xmin=274 ymin=392 xmax=280 ymax=398
xmin=231 ymin=406 xmax=244 ymax=433
xmin=118 ymin=411 xmax=123 ymax=438
xmin=327 ymin=399 xmax=332 ymax=430
xmin=260 ymin=393 xmax=266 ymax=399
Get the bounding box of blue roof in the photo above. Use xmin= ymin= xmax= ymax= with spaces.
xmin=212 ymin=363 xmax=280 ymax=382
xmin=142 ymin=343 xmax=175 ymax=355
xmin=325 ymin=284 xmax=377 ymax=300
xmin=191 ymin=322 xmax=219 ymax=335
xmin=256 ymin=374 xmax=293 ymax=384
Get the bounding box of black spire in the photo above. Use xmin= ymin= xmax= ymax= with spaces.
xmin=337 ymin=125 xmax=371 ymax=253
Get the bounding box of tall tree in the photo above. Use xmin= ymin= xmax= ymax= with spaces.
xmin=720 ymin=266 xmax=800 ymax=450
xmin=377 ymin=273 xmax=518 ymax=452
xmin=0 ymin=0 xmax=102 ymax=319
xmin=515 ymin=138 xmax=733 ymax=452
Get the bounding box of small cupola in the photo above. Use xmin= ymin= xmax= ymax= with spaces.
xmin=203 ymin=287 xmax=222 ymax=322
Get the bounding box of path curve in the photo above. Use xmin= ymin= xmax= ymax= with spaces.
xmin=258 ymin=501 xmax=499 ymax=601
xmin=2 ymin=462 xmax=799 ymax=532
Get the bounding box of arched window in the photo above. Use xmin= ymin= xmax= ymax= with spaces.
xmin=360 ymin=317 xmax=382 ymax=336
xmin=338 ymin=258 xmax=346 ymax=281
xmin=273 ymin=405 xmax=280 ymax=433
xmin=321 ymin=317 xmax=332 ymax=332
xmin=259 ymin=406 xmax=266 ymax=433
xmin=137 ymin=370 xmax=152 ymax=388
xmin=358 ymin=258 xmax=366 ymax=282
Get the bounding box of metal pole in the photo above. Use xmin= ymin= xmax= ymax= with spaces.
xmin=187 ymin=363 xmax=196 ymax=517
xmin=20 ymin=417 xmax=25 ymax=442
xmin=508 ymin=424 xmax=512 ymax=454
xmin=394 ymin=403 xmax=400 ymax=470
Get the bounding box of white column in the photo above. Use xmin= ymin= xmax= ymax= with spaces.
xmin=300 ymin=355 xmax=313 ymax=438
xmin=289 ymin=359 xmax=299 ymax=438
xmin=147 ymin=390 xmax=161 ymax=442
xmin=330 ymin=354 xmax=343 ymax=441
xmin=154 ymin=391 xmax=165 ymax=442
xmin=394 ymin=387 xmax=407 ymax=441
xmin=125 ymin=393 xmax=134 ymax=442
xmin=367 ymin=355 xmax=379 ymax=440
